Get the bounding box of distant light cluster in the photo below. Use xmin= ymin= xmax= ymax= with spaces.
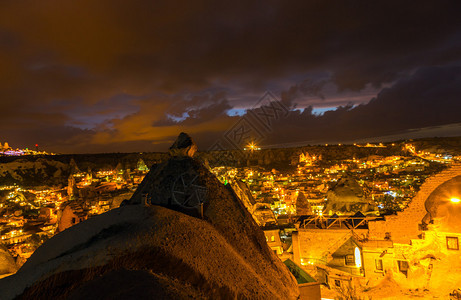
xmin=0 ymin=142 xmax=52 ymax=156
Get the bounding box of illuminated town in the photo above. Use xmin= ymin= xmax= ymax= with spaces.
xmin=0 ymin=155 xmax=150 ymax=267
xmin=2 ymin=137 xmax=461 ymax=298
xmin=0 ymin=142 xmax=52 ymax=156
xmin=1 ymin=2 xmax=460 ymax=299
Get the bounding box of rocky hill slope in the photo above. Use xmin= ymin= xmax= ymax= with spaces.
xmin=0 ymin=133 xmax=299 ymax=299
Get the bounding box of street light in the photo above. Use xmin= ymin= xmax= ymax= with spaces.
xmin=450 ymin=197 xmax=461 ymax=203
xmin=247 ymin=142 xmax=257 ymax=152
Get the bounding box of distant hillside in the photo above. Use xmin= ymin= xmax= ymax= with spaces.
xmin=1 ymin=135 xmax=460 ymax=187
xmin=0 ymin=158 xmax=69 ymax=187
xmin=0 ymin=153 xmax=168 ymax=187
xmin=409 ymin=136 xmax=461 ymax=155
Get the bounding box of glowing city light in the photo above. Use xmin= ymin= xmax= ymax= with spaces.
xmin=355 ymin=247 xmax=362 ymax=268
xmin=244 ymin=142 xmax=260 ymax=151
xmin=450 ymin=197 xmax=461 ymax=203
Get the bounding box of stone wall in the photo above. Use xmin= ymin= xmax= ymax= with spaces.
xmin=368 ymin=163 xmax=461 ymax=243
xmin=293 ymin=229 xmax=368 ymax=266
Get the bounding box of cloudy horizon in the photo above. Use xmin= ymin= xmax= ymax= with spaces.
xmin=0 ymin=1 xmax=460 ymax=153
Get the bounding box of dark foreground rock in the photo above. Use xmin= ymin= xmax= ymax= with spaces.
xmin=168 ymin=132 xmax=197 ymax=158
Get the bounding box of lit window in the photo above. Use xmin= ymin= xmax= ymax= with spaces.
xmin=271 ymin=235 xmax=275 ymax=242
xmin=375 ymin=259 xmax=383 ymax=271
xmin=355 ymin=247 xmax=362 ymax=268
xmin=345 ymin=255 xmax=355 ymax=266
xmin=447 ymin=236 xmax=459 ymax=250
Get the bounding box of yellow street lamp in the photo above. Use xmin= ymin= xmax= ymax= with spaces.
xmin=450 ymin=197 xmax=461 ymax=203
xmin=247 ymin=141 xmax=257 ymax=152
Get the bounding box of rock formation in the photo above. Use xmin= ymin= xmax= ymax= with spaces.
xmin=296 ymin=191 xmax=311 ymax=215
xmin=0 ymin=133 xmax=299 ymax=299
xmin=67 ymin=175 xmax=77 ymax=198
xmin=0 ymin=245 xmax=17 ymax=278
xmin=324 ymin=176 xmax=376 ymax=214
xmin=56 ymin=201 xmax=89 ymax=233
xmin=229 ymin=179 xmax=256 ymax=213
xmin=136 ymin=158 xmax=148 ymax=172
xmin=69 ymin=158 xmax=80 ymax=174
xmin=168 ymin=132 xmax=197 ymax=157
xmin=423 ymin=175 xmax=461 ymax=232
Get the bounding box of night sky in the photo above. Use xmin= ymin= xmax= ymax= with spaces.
xmin=1 ymin=1 xmax=460 ymax=153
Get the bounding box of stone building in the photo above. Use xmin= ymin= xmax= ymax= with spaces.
xmin=56 ymin=201 xmax=88 ymax=233
xmin=263 ymin=229 xmax=284 ymax=255
xmin=292 ymin=163 xmax=461 ymax=298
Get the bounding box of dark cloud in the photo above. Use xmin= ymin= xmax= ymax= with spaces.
xmin=0 ymin=1 xmax=459 ymax=152
xmin=262 ymin=66 xmax=461 ymax=145
xmin=281 ymin=78 xmax=329 ymax=108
